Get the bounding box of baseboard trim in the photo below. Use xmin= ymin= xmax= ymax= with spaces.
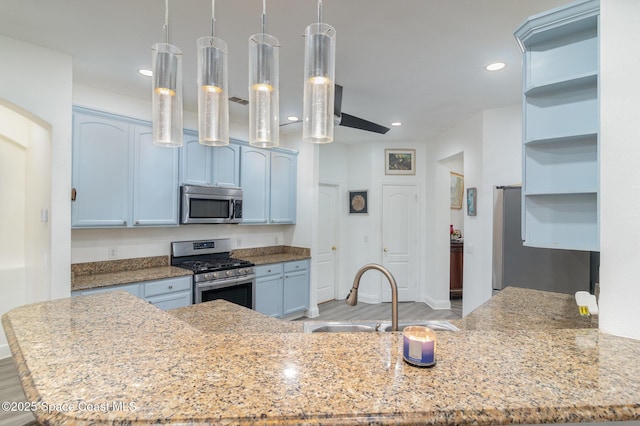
xmin=305 ymin=305 xmax=320 ymax=318
xmin=422 ymin=294 xmax=451 ymax=310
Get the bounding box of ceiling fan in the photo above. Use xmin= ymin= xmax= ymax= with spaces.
xmin=280 ymin=84 xmax=390 ymax=134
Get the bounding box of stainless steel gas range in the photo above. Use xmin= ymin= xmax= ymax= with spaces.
xmin=171 ymin=239 xmax=256 ymax=308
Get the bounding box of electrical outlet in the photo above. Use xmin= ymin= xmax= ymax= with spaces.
xmin=108 ymin=247 xmax=118 ymax=259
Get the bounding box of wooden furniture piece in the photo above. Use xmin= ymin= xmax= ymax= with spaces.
xmin=450 ymin=240 xmax=463 ymax=299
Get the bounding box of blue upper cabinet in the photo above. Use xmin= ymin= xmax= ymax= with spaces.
xmin=71 ymin=107 xmax=180 ymax=228
xmin=71 ymin=110 xmax=132 ymax=227
xmin=240 ymin=146 xmax=297 ymax=225
xmin=270 ymin=152 xmax=297 ymax=224
xmin=514 ymin=0 xmax=599 ymax=252
xmin=240 ymin=146 xmax=270 ymax=224
xmin=180 ymin=131 xmax=240 ymax=188
xmin=132 ymin=125 xmax=180 ymax=226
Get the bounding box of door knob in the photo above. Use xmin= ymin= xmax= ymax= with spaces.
xmin=331 ymin=246 xmax=337 ymax=251
xmin=383 ymin=247 xmax=388 ymax=252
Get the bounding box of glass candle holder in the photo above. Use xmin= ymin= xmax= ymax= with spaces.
xmin=403 ymin=326 xmax=436 ymax=367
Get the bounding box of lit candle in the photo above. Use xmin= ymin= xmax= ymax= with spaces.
xmin=403 ymin=326 xmax=436 ymax=367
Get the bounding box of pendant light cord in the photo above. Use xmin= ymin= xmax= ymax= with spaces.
xmin=163 ymin=0 xmax=170 ymax=44
xmin=261 ymin=0 xmax=267 ymax=34
xmin=211 ymin=0 xmax=216 ymax=38
xmin=317 ymin=0 xmax=322 ymax=24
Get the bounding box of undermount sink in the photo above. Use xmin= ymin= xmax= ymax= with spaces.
xmin=303 ymin=320 xmax=460 ymax=333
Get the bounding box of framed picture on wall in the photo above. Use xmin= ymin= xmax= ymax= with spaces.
xmin=450 ymin=172 xmax=464 ymax=209
xmin=467 ymin=187 xmax=477 ymax=216
xmin=349 ymin=190 xmax=368 ymax=214
xmin=385 ymin=149 xmax=416 ymax=175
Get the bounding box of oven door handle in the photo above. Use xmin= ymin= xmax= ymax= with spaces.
xmin=196 ymin=274 xmax=256 ymax=291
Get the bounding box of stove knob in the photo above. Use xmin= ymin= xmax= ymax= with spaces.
xmin=226 ymin=270 xmax=233 ymax=277
xmin=238 ymin=268 xmax=245 ymax=275
xmin=213 ymin=272 xmax=220 ymax=279
xmin=205 ymin=273 xmax=214 ymax=280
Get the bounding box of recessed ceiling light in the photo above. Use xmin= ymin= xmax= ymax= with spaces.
xmin=138 ymin=69 xmax=153 ymax=77
xmin=485 ymin=62 xmax=506 ymax=71
xmin=391 ymin=122 xmax=402 ymax=127
xmin=287 ymin=116 xmax=300 ymax=122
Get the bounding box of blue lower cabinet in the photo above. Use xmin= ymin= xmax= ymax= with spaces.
xmin=255 ymin=260 xmax=309 ymax=318
xmin=255 ymin=264 xmax=284 ymax=317
xmin=71 ymin=276 xmax=192 ymax=311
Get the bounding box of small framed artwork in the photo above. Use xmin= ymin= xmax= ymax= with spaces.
xmin=385 ymin=149 xmax=416 ymax=175
xmin=349 ymin=190 xmax=368 ymax=214
xmin=467 ymin=187 xmax=477 ymax=216
xmin=450 ymin=172 xmax=464 ymax=209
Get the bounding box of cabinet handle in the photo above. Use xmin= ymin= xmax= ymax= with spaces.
xmin=331 ymin=246 xmax=337 ymax=251
xmin=71 ymin=188 xmax=77 ymax=201
xmin=168 ymin=285 xmax=173 ymax=290
xmin=267 ymin=269 xmax=271 ymax=273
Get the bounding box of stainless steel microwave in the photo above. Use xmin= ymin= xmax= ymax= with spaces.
xmin=180 ymin=185 xmax=243 ymax=224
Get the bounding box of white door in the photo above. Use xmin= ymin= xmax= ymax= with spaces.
xmin=317 ymin=183 xmax=339 ymax=302
xmin=381 ymin=184 xmax=418 ymax=302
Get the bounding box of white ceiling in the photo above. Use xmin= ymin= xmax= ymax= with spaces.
xmin=0 ymin=0 xmax=569 ymax=144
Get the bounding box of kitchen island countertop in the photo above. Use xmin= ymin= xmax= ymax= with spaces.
xmin=3 ymin=287 xmax=640 ymax=425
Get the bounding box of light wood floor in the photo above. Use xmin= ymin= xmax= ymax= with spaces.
xmin=0 ymin=357 xmax=37 ymax=426
xmin=0 ymin=298 xmax=462 ymax=426
xmin=302 ymin=298 xmax=463 ymax=321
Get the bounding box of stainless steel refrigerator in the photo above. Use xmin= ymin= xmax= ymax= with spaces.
xmin=492 ymin=186 xmax=593 ymax=294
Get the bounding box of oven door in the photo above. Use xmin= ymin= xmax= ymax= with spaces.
xmin=194 ymin=274 xmax=256 ymax=309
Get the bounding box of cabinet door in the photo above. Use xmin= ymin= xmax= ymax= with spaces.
xmin=283 ymin=267 xmax=308 ymax=315
xmin=212 ymin=143 xmax=240 ymax=187
xmin=240 ymin=147 xmax=270 ymax=224
xmin=255 ymin=274 xmax=283 ymax=317
xmin=71 ymin=111 xmax=131 ymax=227
xmin=181 ymin=131 xmax=212 ymax=186
xmin=270 ymin=152 xmax=297 ymax=224
xmin=133 ymin=125 xmax=180 ymax=226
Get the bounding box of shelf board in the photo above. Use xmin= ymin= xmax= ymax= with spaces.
xmin=524 ymin=189 xmax=597 ymax=196
xmin=524 ymin=132 xmax=597 ymax=146
xmin=525 ymin=72 xmax=597 ymax=97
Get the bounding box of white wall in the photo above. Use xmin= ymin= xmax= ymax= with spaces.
xmin=0 ymin=35 xmax=72 ymax=301
xmin=319 ymin=140 xmax=429 ymax=305
xmin=599 ymin=0 xmax=640 ymax=340
xmin=0 ymin=36 xmax=71 ymax=358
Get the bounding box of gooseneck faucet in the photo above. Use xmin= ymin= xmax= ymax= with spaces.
xmin=345 ymin=263 xmax=399 ymax=331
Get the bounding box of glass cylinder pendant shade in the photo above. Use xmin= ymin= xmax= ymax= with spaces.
xmin=303 ymin=23 xmax=336 ymax=144
xmin=152 ymin=43 xmax=183 ymax=147
xmin=197 ymin=37 xmax=229 ymax=146
xmin=249 ymin=33 xmax=279 ymax=148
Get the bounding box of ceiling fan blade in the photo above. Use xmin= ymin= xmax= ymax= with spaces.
xmin=339 ymin=113 xmax=390 ymax=134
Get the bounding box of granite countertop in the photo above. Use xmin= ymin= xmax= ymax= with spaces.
xmin=3 ymin=288 xmax=640 ymax=425
xmin=233 ymin=245 xmax=311 ymax=265
xmin=71 ymin=256 xmax=193 ymax=292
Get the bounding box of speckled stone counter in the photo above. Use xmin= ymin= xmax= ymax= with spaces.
xmin=233 ymin=245 xmax=311 ymax=265
xmin=3 ymin=289 xmax=640 ymax=425
xmin=451 ymin=287 xmax=597 ymax=331
xmin=169 ymin=299 xmax=303 ymax=334
xmin=71 ymin=256 xmax=192 ymax=291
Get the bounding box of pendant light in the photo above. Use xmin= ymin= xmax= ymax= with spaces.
xmin=152 ymin=0 xmax=183 ymax=147
xmin=302 ymin=0 xmax=336 ymax=144
xmin=197 ymin=0 xmax=229 ymax=146
xmin=249 ymin=0 xmax=280 ymax=148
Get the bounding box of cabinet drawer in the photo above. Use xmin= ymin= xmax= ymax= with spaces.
xmin=147 ymin=291 xmax=192 ymax=310
xmin=284 ymin=260 xmax=308 ymax=273
xmin=255 ymin=263 xmax=284 ymax=277
xmin=143 ymin=277 xmax=192 ymax=298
